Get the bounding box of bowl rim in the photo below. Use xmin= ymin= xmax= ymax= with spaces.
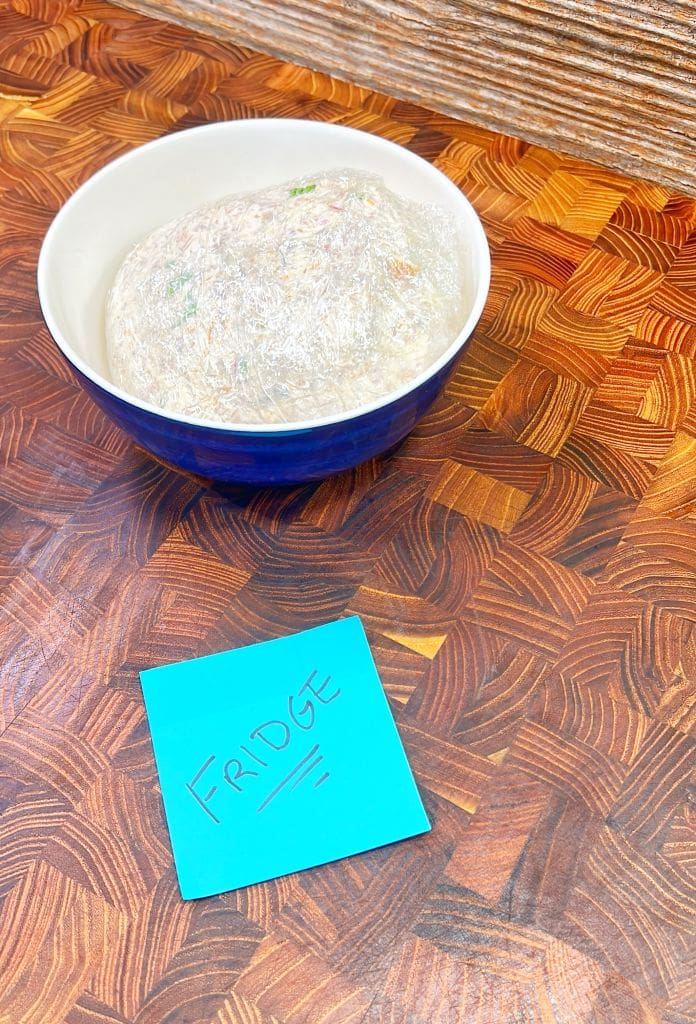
xmin=37 ymin=118 xmax=491 ymax=435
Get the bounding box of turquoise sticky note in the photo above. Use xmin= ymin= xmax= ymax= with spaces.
xmin=140 ymin=616 xmax=430 ymax=899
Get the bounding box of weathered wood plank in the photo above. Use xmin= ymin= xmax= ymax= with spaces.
xmin=112 ymin=0 xmax=696 ymax=193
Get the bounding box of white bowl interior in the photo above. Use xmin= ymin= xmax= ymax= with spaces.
xmin=38 ymin=119 xmax=490 ymax=430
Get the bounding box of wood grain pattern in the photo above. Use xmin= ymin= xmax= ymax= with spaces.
xmin=0 ymin=2 xmax=695 ymax=1022
xmin=111 ymin=0 xmax=696 ymax=196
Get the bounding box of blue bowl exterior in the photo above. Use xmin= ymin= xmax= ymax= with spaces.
xmin=74 ymin=351 xmax=461 ymax=484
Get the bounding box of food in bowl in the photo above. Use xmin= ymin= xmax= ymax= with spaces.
xmin=106 ymin=169 xmax=470 ymax=425
xmin=37 ymin=119 xmax=490 ymax=484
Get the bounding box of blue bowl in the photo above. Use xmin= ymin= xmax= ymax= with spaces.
xmin=73 ymin=353 xmax=459 ymax=485
xmin=38 ymin=120 xmax=490 ymax=484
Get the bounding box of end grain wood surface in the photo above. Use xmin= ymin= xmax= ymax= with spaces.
xmin=113 ymin=0 xmax=696 ymax=196
xmin=1 ymin=2 xmax=695 ymax=1022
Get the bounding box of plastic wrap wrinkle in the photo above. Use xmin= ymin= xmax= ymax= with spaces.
xmin=106 ymin=170 xmax=471 ymax=425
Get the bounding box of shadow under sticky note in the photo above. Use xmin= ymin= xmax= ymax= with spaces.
xmin=140 ymin=616 xmax=431 ymax=899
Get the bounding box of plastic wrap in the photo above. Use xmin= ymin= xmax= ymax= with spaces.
xmin=106 ymin=169 xmax=470 ymax=424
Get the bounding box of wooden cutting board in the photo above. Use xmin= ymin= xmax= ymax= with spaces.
xmin=0 ymin=2 xmax=694 ymax=1022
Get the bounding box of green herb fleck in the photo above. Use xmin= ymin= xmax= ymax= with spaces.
xmin=166 ymin=271 xmax=193 ymax=296
xmin=289 ymin=183 xmax=317 ymax=197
